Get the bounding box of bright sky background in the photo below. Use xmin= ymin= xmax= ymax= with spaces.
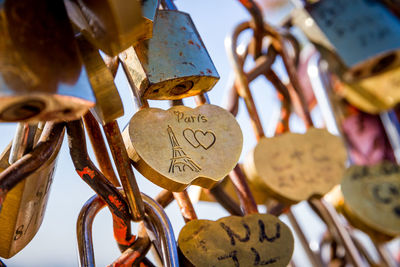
xmin=2 ymin=0 xmax=330 ymax=265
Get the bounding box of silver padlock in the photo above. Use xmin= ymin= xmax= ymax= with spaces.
xmin=77 ymin=192 xmax=179 ymax=267
xmin=292 ymin=0 xmax=400 ymax=81
xmin=120 ymin=0 xmax=219 ymax=100
xmin=0 ymin=0 xmax=95 ymax=122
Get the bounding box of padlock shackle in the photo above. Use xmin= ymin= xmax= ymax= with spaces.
xmin=66 ymin=120 xmax=135 ymax=249
xmin=9 ymin=123 xmax=37 ymax=164
xmin=226 ymin=21 xmax=265 ymax=140
xmin=77 ymin=193 xmax=179 ymax=267
xmin=83 ymin=112 xmax=121 ymax=187
xmin=0 ymin=122 xmax=65 ymax=206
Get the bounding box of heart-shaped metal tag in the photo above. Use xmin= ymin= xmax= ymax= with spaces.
xmin=244 ymin=128 xmax=347 ymax=204
xmin=178 ymin=214 xmax=294 ymax=267
xmin=123 ymin=104 xmax=243 ymax=191
xmin=341 ymin=162 xmax=400 ymax=238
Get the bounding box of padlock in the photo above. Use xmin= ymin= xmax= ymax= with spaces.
xmin=76 ymin=34 xmax=124 ymax=125
xmin=122 ymin=81 xmax=243 ymax=191
xmin=244 ymin=128 xmax=348 ymax=205
xmin=337 ymin=66 xmax=400 ymax=114
xmin=178 ymin=213 xmax=294 ymax=267
xmin=77 ymin=192 xmax=179 ymax=267
xmin=0 ymin=0 xmax=95 ymax=122
xmin=64 ymin=0 xmax=159 ymax=56
xmin=292 ymin=0 xmax=400 ymax=81
xmin=119 ymin=0 xmax=219 ymax=100
xmin=331 ymin=162 xmax=400 ymax=241
xmin=0 ymin=123 xmax=64 ymax=258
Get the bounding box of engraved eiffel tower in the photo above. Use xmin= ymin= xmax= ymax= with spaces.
xmin=167 ymin=125 xmax=201 ymax=173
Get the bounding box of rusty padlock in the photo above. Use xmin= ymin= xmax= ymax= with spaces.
xmin=292 ymin=0 xmax=400 ymax=81
xmin=0 ymin=0 xmax=95 ymax=122
xmin=64 ymin=0 xmax=159 ymax=56
xmin=0 ymin=123 xmax=64 ymax=258
xmin=119 ymin=0 xmax=219 ymax=100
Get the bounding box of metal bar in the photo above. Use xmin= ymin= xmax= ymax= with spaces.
xmin=309 ymin=198 xmax=364 ymax=267
xmin=208 ymin=183 xmax=244 ymax=216
xmin=226 ymin=21 xmax=265 ymax=140
xmin=83 ymin=112 xmax=120 ymax=187
xmin=229 ymin=165 xmax=258 ymax=214
xmin=103 ymin=121 xmax=145 ymax=221
xmin=66 ymin=120 xmax=134 ymax=249
xmin=173 ymin=190 xmax=198 ymax=222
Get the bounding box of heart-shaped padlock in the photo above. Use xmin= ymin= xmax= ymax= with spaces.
xmin=123 ymin=104 xmax=243 ymax=191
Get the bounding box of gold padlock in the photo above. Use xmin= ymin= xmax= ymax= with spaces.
xmin=0 ymin=0 xmax=95 ymax=122
xmin=122 ymin=103 xmax=243 ymax=192
xmin=243 ymin=128 xmax=348 ymax=205
xmin=65 ymin=0 xmax=159 ymax=56
xmin=338 ymin=67 xmax=400 ymax=114
xmin=76 ymin=34 xmax=124 ymax=125
xmin=178 ymin=214 xmax=294 ymax=267
xmin=119 ymin=2 xmax=219 ymax=100
xmin=330 ymin=162 xmax=400 ymax=241
xmin=292 ymin=0 xmax=400 ymax=81
xmin=0 ymin=123 xmax=64 ymax=258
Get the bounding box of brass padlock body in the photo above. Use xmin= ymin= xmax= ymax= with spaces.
xmin=0 ymin=0 xmax=95 ymax=122
xmin=65 ymin=0 xmax=159 ymax=56
xmin=120 ymin=10 xmax=219 ymax=100
xmin=0 ymin=133 xmax=63 ymax=258
xmin=76 ymin=35 xmax=124 ymax=125
xmin=293 ymin=0 xmax=400 ymax=81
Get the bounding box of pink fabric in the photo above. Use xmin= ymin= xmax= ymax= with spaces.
xmin=342 ymin=113 xmax=395 ymax=165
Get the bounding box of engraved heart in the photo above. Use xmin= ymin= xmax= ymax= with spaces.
xmin=244 ymin=128 xmax=347 ymax=204
xmin=183 ymin=129 xmax=200 ymax=148
xmin=178 ymin=214 xmax=294 ymax=267
xmin=195 ymin=130 xmax=216 ymax=150
xmin=123 ymin=104 xmax=243 ymax=191
xmin=341 ymin=162 xmax=400 ymax=237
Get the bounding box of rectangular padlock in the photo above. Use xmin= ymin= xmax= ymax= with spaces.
xmin=292 ymin=0 xmax=400 ymax=81
xmin=0 ymin=0 xmax=95 ymax=122
xmin=64 ymin=0 xmax=159 ymax=56
xmin=0 ymin=126 xmax=63 ymax=258
xmin=120 ymin=8 xmax=219 ymax=100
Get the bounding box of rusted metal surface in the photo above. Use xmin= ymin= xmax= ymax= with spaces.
xmin=236 ymin=0 xmax=264 ymax=58
xmin=66 ymin=120 xmax=134 ymax=250
xmin=83 ymin=112 xmax=120 ymax=187
xmin=155 ymin=189 xmax=174 ymax=209
xmin=108 ymin=225 xmax=151 ymax=267
xmin=103 ymin=120 xmax=145 ymax=221
xmin=0 ymin=122 xmax=64 ymax=205
xmin=226 ymin=21 xmax=265 ymax=140
xmin=173 ymin=190 xmax=198 ymax=223
xmin=229 ymin=165 xmax=258 ymax=215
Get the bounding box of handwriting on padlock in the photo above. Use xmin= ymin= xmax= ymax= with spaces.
xmin=183 ymin=129 xmax=216 ymax=150
xmin=244 ymin=128 xmax=347 ymax=204
xmin=342 ymin=162 xmax=400 ymax=237
xmin=178 ymin=214 xmax=294 ymax=267
xmin=123 ymin=104 xmax=242 ymax=191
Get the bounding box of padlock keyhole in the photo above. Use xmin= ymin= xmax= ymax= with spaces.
xmin=0 ymin=100 xmax=45 ymax=121
xmin=171 ymin=81 xmax=194 ymax=95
